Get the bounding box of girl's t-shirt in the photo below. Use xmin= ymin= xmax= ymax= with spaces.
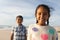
xmin=27 ymin=24 xmax=58 ymax=40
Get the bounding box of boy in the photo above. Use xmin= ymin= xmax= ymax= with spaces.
xmin=10 ymin=15 xmax=27 ymax=40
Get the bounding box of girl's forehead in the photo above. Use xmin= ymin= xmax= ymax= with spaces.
xmin=37 ymin=7 xmax=48 ymax=13
xmin=38 ymin=7 xmax=48 ymax=11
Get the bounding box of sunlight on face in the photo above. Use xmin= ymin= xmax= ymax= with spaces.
xmin=16 ymin=17 xmax=23 ymax=25
xmin=36 ymin=7 xmax=49 ymax=25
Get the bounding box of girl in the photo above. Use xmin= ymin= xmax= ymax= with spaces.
xmin=27 ymin=4 xmax=58 ymax=40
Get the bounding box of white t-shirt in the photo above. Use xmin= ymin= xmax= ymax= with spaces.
xmin=27 ymin=24 xmax=58 ymax=40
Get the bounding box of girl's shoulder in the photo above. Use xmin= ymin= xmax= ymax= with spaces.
xmin=48 ymin=26 xmax=56 ymax=33
xmin=29 ymin=24 xmax=35 ymax=27
xmin=28 ymin=24 xmax=36 ymax=29
xmin=48 ymin=26 xmax=56 ymax=30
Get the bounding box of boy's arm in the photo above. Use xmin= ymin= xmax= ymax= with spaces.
xmin=10 ymin=27 xmax=15 ymax=40
xmin=10 ymin=27 xmax=14 ymax=40
xmin=25 ymin=33 xmax=27 ymax=40
xmin=10 ymin=33 xmax=14 ymax=40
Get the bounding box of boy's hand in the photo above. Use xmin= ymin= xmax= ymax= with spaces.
xmin=10 ymin=33 xmax=14 ymax=40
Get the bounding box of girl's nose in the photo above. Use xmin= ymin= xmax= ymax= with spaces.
xmin=41 ymin=13 xmax=44 ymax=19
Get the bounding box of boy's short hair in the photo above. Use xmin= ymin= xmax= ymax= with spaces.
xmin=16 ymin=15 xmax=23 ymax=20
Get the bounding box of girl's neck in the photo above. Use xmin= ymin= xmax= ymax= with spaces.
xmin=37 ymin=23 xmax=47 ymax=26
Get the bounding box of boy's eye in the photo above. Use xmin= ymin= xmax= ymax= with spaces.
xmin=18 ymin=19 xmax=22 ymax=21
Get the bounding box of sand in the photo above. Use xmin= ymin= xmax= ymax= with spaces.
xmin=0 ymin=29 xmax=11 ymax=40
xmin=0 ymin=28 xmax=60 ymax=40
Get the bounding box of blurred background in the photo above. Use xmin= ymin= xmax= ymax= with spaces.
xmin=0 ymin=0 xmax=60 ymax=40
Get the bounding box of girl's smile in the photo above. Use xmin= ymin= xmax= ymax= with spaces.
xmin=36 ymin=6 xmax=49 ymax=25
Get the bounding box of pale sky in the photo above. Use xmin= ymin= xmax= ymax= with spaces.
xmin=0 ymin=0 xmax=60 ymax=26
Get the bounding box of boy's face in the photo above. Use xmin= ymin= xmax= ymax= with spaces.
xmin=16 ymin=17 xmax=23 ymax=25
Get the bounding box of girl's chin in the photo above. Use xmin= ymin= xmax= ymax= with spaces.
xmin=38 ymin=21 xmax=45 ymax=24
xmin=39 ymin=20 xmax=45 ymax=23
xmin=39 ymin=23 xmax=46 ymax=26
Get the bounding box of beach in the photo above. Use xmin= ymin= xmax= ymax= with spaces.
xmin=0 ymin=29 xmax=11 ymax=40
xmin=0 ymin=27 xmax=60 ymax=40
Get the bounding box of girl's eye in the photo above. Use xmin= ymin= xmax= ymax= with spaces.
xmin=39 ymin=13 xmax=41 ymax=15
xmin=43 ymin=12 xmax=48 ymax=15
xmin=44 ymin=13 xmax=47 ymax=15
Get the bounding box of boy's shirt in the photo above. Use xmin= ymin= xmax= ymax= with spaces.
xmin=12 ymin=25 xmax=27 ymax=40
xmin=27 ymin=24 xmax=58 ymax=40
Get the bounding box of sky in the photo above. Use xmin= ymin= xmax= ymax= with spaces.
xmin=0 ymin=0 xmax=60 ymax=26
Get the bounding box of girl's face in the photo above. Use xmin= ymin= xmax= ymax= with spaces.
xmin=36 ymin=7 xmax=49 ymax=25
